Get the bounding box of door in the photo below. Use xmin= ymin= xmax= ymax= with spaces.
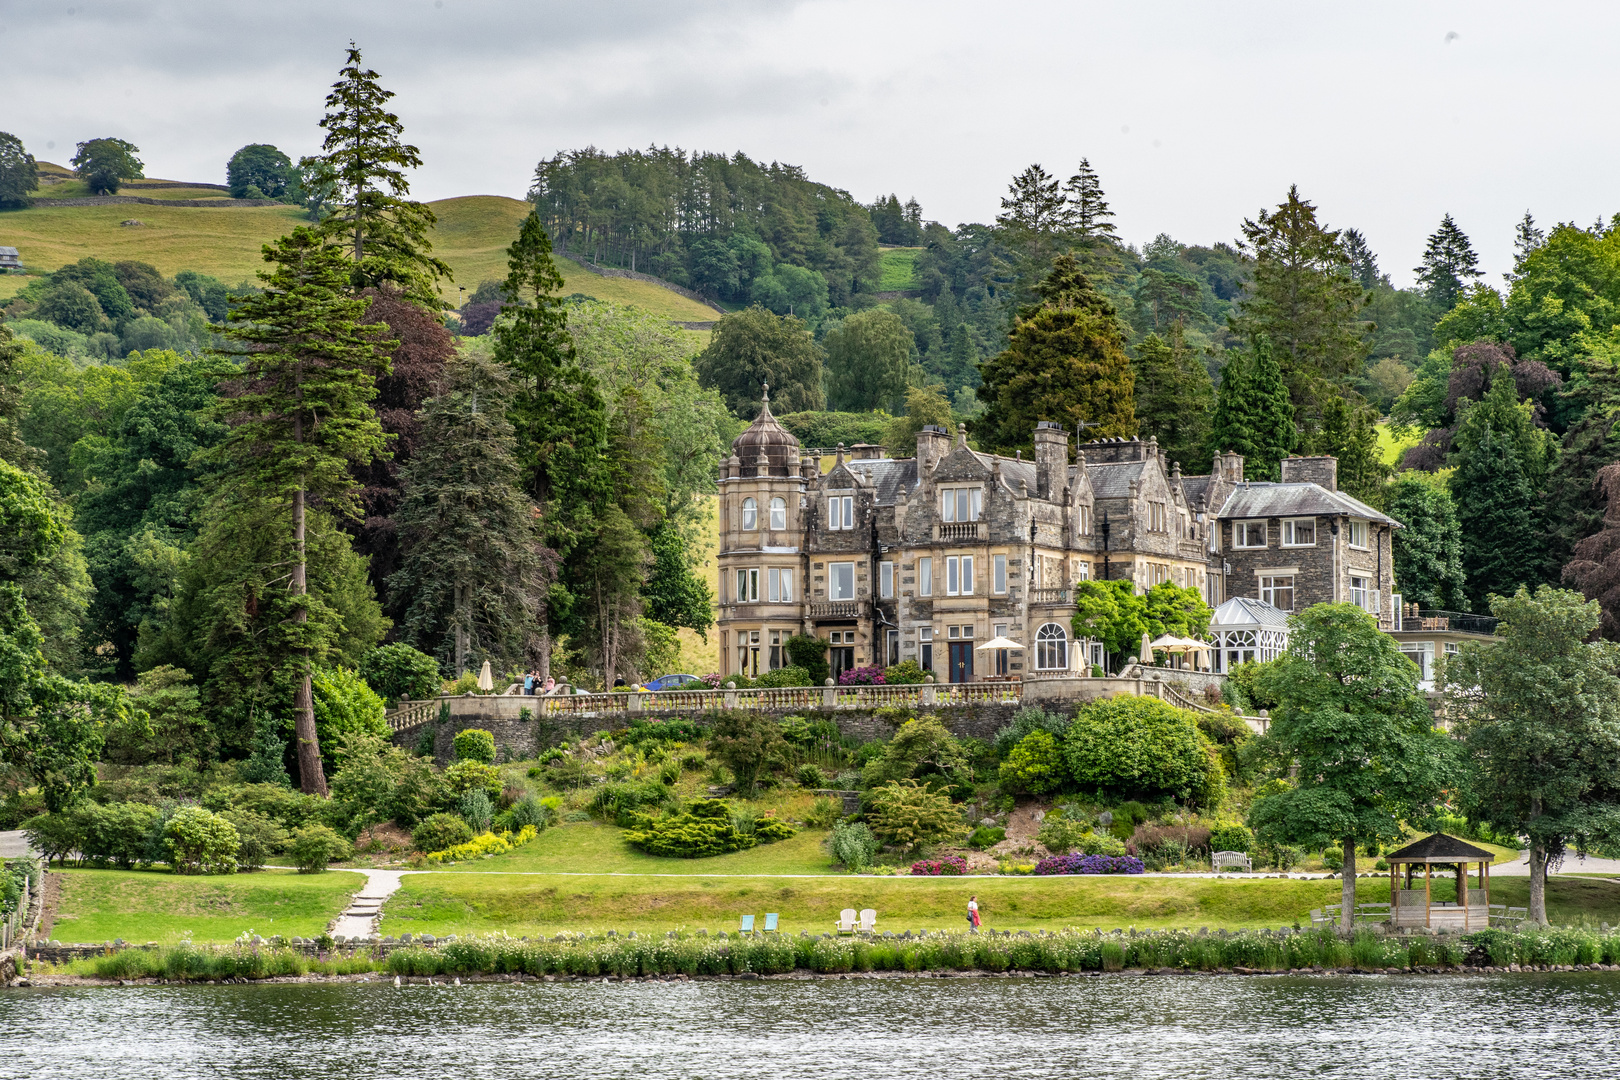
xmin=949 ymin=641 xmax=974 ymax=683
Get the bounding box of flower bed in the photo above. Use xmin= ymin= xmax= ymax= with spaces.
xmin=1034 ymin=853 xmax=1145 ymax=875
xmin=910 ymin=855 xmax=969 ymax=876
xmin=425 ymin=825 xmax=538 ymax=865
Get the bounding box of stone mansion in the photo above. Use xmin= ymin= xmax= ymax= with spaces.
xmin=715 ymin=391 xmax=1398 ymax=683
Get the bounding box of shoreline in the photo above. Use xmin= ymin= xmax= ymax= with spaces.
xmin=15 ymin=962 xmax=1620 ymax=988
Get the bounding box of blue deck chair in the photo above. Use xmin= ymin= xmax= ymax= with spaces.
xmin=763 ymin=913 xmax=779 ymax=933
xmin=739 ymin=914 xmax=755 ymax=934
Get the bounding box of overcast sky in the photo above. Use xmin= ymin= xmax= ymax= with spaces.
xmin=6 ymin=1 xmax=1617 ymax=287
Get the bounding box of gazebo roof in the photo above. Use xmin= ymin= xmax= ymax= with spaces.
xmin=1210 ymin=596 xmax=1290 ymax=630
xmin=1385 ymin=833 xmax=1495 ymax=864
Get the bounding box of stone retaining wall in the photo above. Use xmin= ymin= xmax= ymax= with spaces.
xmin=394 ymin=700 xmax=1024 ymax=765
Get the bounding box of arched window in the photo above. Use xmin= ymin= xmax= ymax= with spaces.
xmin=1036 ymin=622 xmax=1068 ymax=670
xmin=769 ymin=496 xmax=787 ymax=530
xmin=741 ymin=497 xmax=757 ymax=530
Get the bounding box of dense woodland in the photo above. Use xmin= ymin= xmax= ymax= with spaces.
xmin=5 ymin=43 xmax=1620 ymax=834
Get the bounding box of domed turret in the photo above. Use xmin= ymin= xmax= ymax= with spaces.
xmin=730 ymin=384 xmax=799 ymax=477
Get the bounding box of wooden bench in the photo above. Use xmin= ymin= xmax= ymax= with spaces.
xmin=1212 ymin=851 xmax=1252 ymax=873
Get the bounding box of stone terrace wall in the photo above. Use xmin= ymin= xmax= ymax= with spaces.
xmin=393 ymin=699 xmax=1024 ymax=765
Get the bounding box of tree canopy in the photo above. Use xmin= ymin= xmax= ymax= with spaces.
xmin=70 ymin=138 xmax=143 ymax=196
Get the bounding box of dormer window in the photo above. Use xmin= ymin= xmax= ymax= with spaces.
xmin=1282 ymin=518 xmax=1316 ymax=547
xmin=769 ymin=497 xmax=787 ymax=530
xmin=741 ymin=498 xmax=757 ymax=531
xmin=941 ymin=487 xmax=982 ymax=522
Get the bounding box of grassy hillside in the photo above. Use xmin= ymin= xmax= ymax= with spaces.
xmin=877 ymin=246 xmax=920 ymax=291
xmin=0 ymin=187 xmax=718 ymax=322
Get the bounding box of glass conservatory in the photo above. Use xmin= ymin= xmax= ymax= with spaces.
xmin=1208 ymin=596 xmax=1290 ymax=673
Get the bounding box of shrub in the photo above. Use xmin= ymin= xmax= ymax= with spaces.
xmin=424 ymin=824 xmax=536 ymax=864
xmin=458 ymin=788 xmax=494 ymax=833
xmin=993 ymin=706 xmax=1069 ymax=756
xmin=837 ymin=665 xmax=886 ymax=686
xmin=77 ymin=801 xmax=161 ymax=869
xmin=797 ymin=764 xmax=827 ymax=789
xmin=883 ymin=659 xmax=927 ymax=685
xmin=1064 ymin=697 xmax=1225 ymax=807
xmin=311 ymin=667 xmax=390 ymax=770
xmin=359 ymin=643 xmax=441 ymax=708
xmin=1209 ymin=823 xmax=1253 ymax=854
xmin=707 ymin=709 xmax=787 ymax=796
xmin=588 ymin=780 xmax=673 ymax=826
xmin=805 ymin=797 xmax=840 ymax=829
xmin=543 ymin=757 xmax=594 ymax=790
xmin=968 ymin=826 xmax=1005 ymax=849
xmin=783 ymin=634 xmax=831 ymax=686
xmin=997 ymin=730 xmax=1064 ymax=795
xmin=289 ymin=824 xmax=351 ymax=873
xmin=22 ymin=812 xmax=82 ymax=866
xmin=1034 ymin=853 xmax=1145 ymax=875
xmin=861 ymin=716 xmax=970 ymax=788
xmin=753 ymin=666 xmax=811 ymax=688
xmin=443 ymin=672 xmax=481 ymax=695
xmin=624 ymin=799 xmax=793 ymax=858
xmin=221 ymin=810 xmax=287 ymax=871
xmin=162 ymin=807 xmax=239 ymax=875
xmin=829 ymin=820 xmax=879 ymax=872
xmin=865 ymin=780 xmax=963 ymax=850
xmin=1132 ymin=824 xmax=1212 ymax=863
xmin=413 ymin=812 xmax=473 ymax=853
xmin=444 ymin=759 xmax=503 ymax=802
xmin=910 ymin=855 xmax=968 ymax=875
xmin=452 ymin=728 xmax=497 ymax=764
xmin=1322 ymin=847 xmax=1344 ymax=871
xmin=1036 ymin=813 xmax=1124 ymax=856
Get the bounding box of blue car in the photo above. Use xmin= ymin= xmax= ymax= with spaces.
xmin=644 ymin=673 xmax=704 ymax=691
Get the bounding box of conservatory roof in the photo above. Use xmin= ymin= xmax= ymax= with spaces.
xmin=1209 ymin=596 xmax=1291 ymax=629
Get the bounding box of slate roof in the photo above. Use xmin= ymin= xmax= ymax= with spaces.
xmin=1384 ymin=834 xmax=1496 ymax=863
xmin=1180 ymin=475 xmax=1212 ymax=511
xmin=1216 ymin=482 xmax=1398 ymax=526
xmin=1087 ymin=460 xmax=1148 ymax=500
xmin=842 ymin=458 xmax=919 ymax=506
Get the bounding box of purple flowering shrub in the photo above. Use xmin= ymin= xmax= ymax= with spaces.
xmin=837 ymin=666 xmax=886 ymax=686
xmin=1033 ymin=853 xmax=1145 ymax=875
xmin=910 ymin=855 xmax=969 ymax=876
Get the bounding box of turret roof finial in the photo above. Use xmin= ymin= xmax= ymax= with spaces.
xmin=762 ymin=382 xmax=770 ymax=403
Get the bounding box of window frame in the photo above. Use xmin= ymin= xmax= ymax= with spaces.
xmin=918 ymin=556 xmax=932 ymax=597
xmin=741 ymin=497 xmax=757 ymax=531
xmin=1347 ymin=518 xmax=1368 ymax=549
xmin=767 ymin=567 xmax=794 ymax=604
xmin=828 ymin=562 xmax=855 ymax=601
xmin=1282 ymin=517 xmax=1317 ymax=547
xmin=880 ymin=561 xmax=894 ymax=599
xmin=1260 ymin=574 xmax=1295 ymax=611
xmin=769 ymin=497 xmax=787 ymax=531
xmin=1035 ymin=622 xmax=1069 ymax=670
xmin=1234 ymin=520 xmax=1268 ymax=548
xmin=993 ymin=554 xmax=1007 ymax=594
xmin=827 ymin=494 xmax=854 ymax=531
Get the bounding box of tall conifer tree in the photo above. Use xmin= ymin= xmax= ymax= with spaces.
xmin=202 ymin=228 xmax=394 ymax=795
xmin=1386 ymin=475 xmax=1468 ymax=611
xmin=1132 ymin=329 xmax=1213 ymax=474
xmin=976 ymin=255 xmax=1136 ymax=454
xmin=1064 ymin=158 xmax=1116 ymax=240
xmin=317 ymin=43 xmax=452 ymax=309
xmin=1415 ymin=213 xmax=1483 ymax=312
xmin=1208 ymin=338 xmax=1295 ymax=481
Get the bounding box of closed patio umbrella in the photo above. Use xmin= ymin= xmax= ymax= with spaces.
xmin=477 ymin=659 xmax=494 ymax=692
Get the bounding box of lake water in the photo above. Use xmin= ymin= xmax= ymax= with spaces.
xmin=4 ymin=974 xmax=1619 ymax=1078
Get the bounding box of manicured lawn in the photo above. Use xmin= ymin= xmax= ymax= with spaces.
xmin=47 ymin=868 xmax=366 ymax=944
xmin=433 ymin=821 xmax=838 ymax=876
xmin=385 ymin=871 xmax=1371 ymax=938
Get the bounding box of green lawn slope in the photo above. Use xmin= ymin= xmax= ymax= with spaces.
xmin=47 ymin=868 xmax=365 ymax=944
xmin=0 ymin=188 xmax=718 ymax=321
xmin=877 ymin=247 xmax=919 ymax=291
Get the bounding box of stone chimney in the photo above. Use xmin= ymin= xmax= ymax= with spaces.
xmin=1033 ymin=420 xmax=1069 ymax=500
xmin=1280 ymin=455 xmax=1338 ymax=491
xmin=916 ymin=424 xmax=950 ymax=473
xmin=1215 ymin=450 xmax=1244 ymax=483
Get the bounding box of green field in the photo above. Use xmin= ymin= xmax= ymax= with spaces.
xmin=877 ymin=247 xmax=920 ymax=291
xmin=0 ymin=187 xmax=718 ymax=322
xmin=1376 ymin=421 xmax=1420 ymax=466
xmin=48 ymin=868 xmax=366 ymax=944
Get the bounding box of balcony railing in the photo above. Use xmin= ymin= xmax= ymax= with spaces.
xmin=1029 ymin=586 xmax=1071 ymax=605
xmin=938 ymin=521 xmax=980 ymax=540
xmin=1400 ymin=609 xmax=1500 ymax=636
xmin=809 ymin=601 xmax=863 ymax=619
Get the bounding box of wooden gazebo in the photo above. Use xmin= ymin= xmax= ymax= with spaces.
xmin=1386 ymin=833 xmax=1494 ymax=930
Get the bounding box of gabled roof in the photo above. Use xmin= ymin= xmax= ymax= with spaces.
xmin=1216 ymin=482 xmax=1398 ymax=526
xmin=841 ymin=458 xmax=919 ymax=506
xmin=1210 ymin=596 xmax=1290 ymax=629
xmin=1385 ymin=833 xmax=1496 ymax=863
xmin=1087 ymin=459 xmax=1148 ymax=500
xmin=1180 ymin=474 xmax=1212 ymax=511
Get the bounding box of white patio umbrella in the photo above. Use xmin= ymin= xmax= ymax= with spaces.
xmin=477 ymin=659 xmax=494 ymax=692
xmin=974 ymin=635 xmax=1024 ymax=651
